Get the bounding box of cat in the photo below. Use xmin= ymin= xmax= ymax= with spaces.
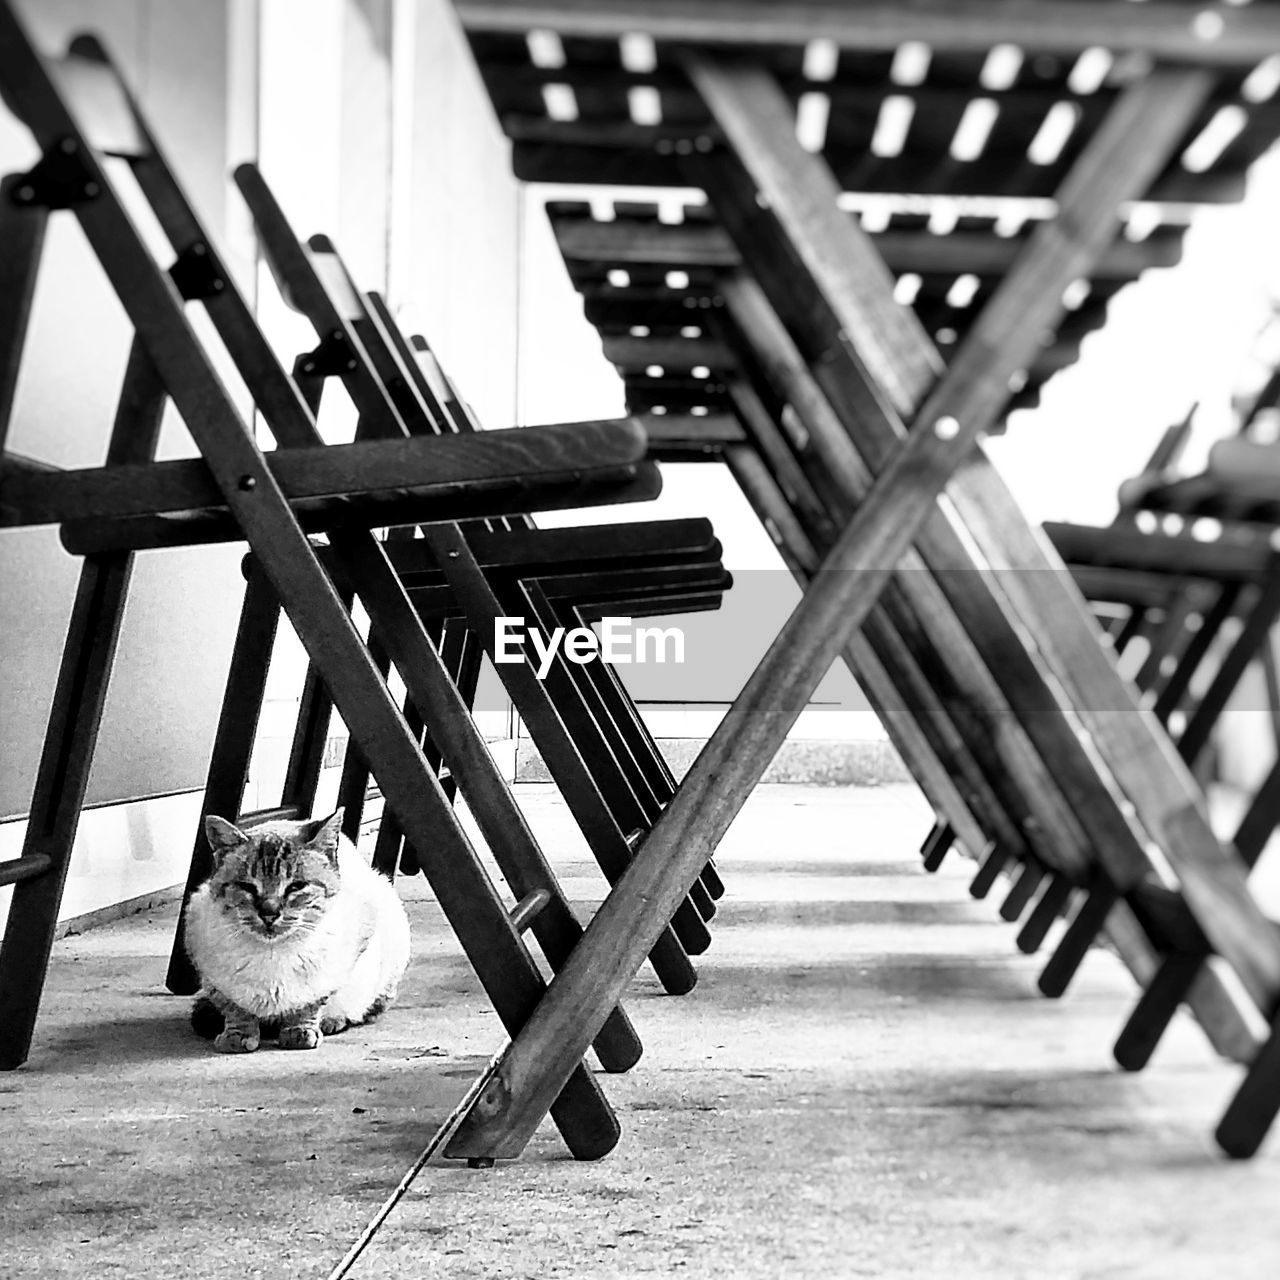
xmin=183 ymin=808 xmax=410 ymax=1053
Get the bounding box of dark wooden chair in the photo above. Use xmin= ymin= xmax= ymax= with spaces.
xmin=1056 ymin=431 xmax=1280 ymax=1124
xmin=429 ymin=6 xmax=1280 ymax=1163
xmin=0 ymin=11 xmax=673 ymax=1160
xmin=526 ymin=203 xmax=1264 ymax=1055
xmin=172 ymin=174 xmax=732 ymax=994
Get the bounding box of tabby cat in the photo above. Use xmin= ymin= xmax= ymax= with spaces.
xmin=184 ymin=809 xmax=410 ymax=1053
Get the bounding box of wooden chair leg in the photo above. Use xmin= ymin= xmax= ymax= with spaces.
xmin=920 ymin=822 xmax=954 ymax=873
xmin=1110 ymin=760 xmax=1280 ymax=1069
xmin=1152 ymin=583 xmax=1242 ymax=725
xmin=969 ymin=845 xmax=1012 ymax=899
xmin=1039 ymin=880 xmax=1121 ymax=998
xmin=1113 ymin=952 xmax=1208 ymax=1072
xmin=714 ymin=268 xmax=1096 ymax=887
xmin=1016 ymin=875 xmax=1075 ymax=955
xmin=165 ymin=564 xmax=282 ymax=994
xmin=1216 ymin=1009 xmax=1280 ymax=1158
xmin=1 ymin=341 xmax=165 ymax=1064
xmin=1179 ymin=576 xmax=1280 ymax=766
xmin=280 ymin=659 xmax=336 ymax=817
xmin=1132 ymin=594 xmax=1202 ymax=694
xmin=706 ymin=199 xmax=1144 ymax=911
xmin=723 ymin=443 xmax=992 ymax=860
xmin=726 ymin=421 xmax=1057 ymax=903
xmin=510 ymin=578 xmax=664 ymax=826
xmin=0 ymin=553 xmax=135 ymax=1067
xmin=999 ymin=862 xmax=1045 ymax=923
xmin=434 ymin=616 xmax=479 ymax=808
xmin=395 ymin=616 xmax=466 ymax=877
xmin=503 ymin=577 xmax=711 ymax=952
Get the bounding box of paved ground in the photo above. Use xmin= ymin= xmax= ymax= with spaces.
xmin=4 ymin=784 xmax=1279 ymax=1279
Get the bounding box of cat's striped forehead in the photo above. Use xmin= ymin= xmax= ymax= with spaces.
xmin=242 ymin=831 xmax=309 ymax=879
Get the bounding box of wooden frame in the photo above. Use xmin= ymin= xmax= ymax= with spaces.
xmin=435 ymin=52 xmax=1280 ymax=1161
xmin=208 ymin=175 xmax=730 ymax=986
xmin=544 ymin=189 xmax=1280 ymax=1069
xmin=0 ymin=12 xmax=664 ymax=1157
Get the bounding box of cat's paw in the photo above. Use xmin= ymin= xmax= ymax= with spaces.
xmin=319 ymin=1014 xmax=351 ymax=1036
xmin=278 ymin=1025 xmax=322 ymax=1050
xmin=214 ymin=1028 xmax=260 ymax=1054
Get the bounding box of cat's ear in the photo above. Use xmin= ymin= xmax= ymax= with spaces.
xmin=204 ymin=815 xmax=248 ymax=861
xmin=303 ymin=809 xmax=344 ymax=864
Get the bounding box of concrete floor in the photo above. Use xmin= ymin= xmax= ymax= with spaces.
xmin=4 ymin=784 xmax=1280 ymax=1279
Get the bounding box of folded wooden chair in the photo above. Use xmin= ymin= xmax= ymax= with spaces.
xmin=0 ymin=11 xmax=674 ymax=1157
xmin=1069 ymin=432 xmax=1280 ymax=1105
xmin=1049 ymin=522 xmax=1280 ymax=771
xmin=206 ymin=172 xmax=732 ymax=991
xmin=321 ymin=253 xmax=733 ymax=891
xmin=535 ymin=197 xmax=1262 ymax=1040
xmin=579 ymin=250 xmax=1280 ymax=1073
xmin=377 ymin=315 xmax=731 ymax=902
xmin=436 ymin=7 xmax=1280 ymax=1160
xmin=300 ymin=260 xmax=733 ymax=946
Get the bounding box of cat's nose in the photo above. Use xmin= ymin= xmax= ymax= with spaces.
xmin=259 ymin=903 xmax=282 ymax=926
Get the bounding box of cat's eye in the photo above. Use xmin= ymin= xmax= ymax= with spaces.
xmin=233 ymin=880 xmax=259 ymax=898
xmin=285 ymin=880 xmax=309 ymax=895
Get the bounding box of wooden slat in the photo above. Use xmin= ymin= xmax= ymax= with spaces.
xmin=59 ymin=468 xmax=662 ymax=555
xmin=1047 ymin=522 xmax=1273 ymax=582
xmin=458 ymin=0 xmax=1280 ymax=62
xmin=688 ymin=59 xmax=941 ymax=414
xmin=1 ymin=418 xmax=648 ymax=525
xmin=602 ymin=334 xmax=731 ymax=369
xmin=384 ymin=516 xmax=719 ymax=578
xmin=514 ymin=139 xmax=1248 ymax=205
xmin=554 ymin=217 xmax=1184 ymax=280
xmin=636 ymin=411 xmax=744 ymax=450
